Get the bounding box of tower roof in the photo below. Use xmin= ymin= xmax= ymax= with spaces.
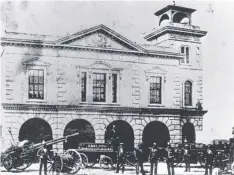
xmin=154 ymin=5 xmax=196 ymax=16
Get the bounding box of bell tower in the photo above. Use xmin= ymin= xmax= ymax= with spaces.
xmin=144 ymin=5 xmax=207 ymax=67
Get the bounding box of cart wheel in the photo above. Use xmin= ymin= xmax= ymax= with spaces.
xmin=2 ymin=154 xmax=13 ymax=171
xmin=63 ymin=149 xmax=82 ymax=174
xmin=14 ymin=151 xmax=34 ymax=171
xmin=100 ymin=156 xmax=113 ymax=169
xmin=47 ymin=150 xmax=63 ymax=175
xmin=80 ymin=153 xmax=89 ymax=168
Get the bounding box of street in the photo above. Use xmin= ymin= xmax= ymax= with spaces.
xmin=0 ymin=163 xmax=209 ymax=175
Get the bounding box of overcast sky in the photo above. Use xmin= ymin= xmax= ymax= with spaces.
xmin=1 ymin=0 xmax=234 ymax=143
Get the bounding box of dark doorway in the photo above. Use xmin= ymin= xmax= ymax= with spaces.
xmin=182 ymin=122 xmax=196 ymax=144
xmin=142 ymin=121 xmax=170 ymax=160
xmin=63 ymin=119 xmax=95 ymax=150
xmin=105 ymin=120 xmax=134 ymax=151
xmin=19 ymin=118 xmax=53 ymax=149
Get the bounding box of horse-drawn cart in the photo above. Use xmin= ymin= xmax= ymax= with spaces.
xmin=77 ymin=143 xmax=137 ymax=169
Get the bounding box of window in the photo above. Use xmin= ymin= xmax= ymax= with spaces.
xmin=180 ymin=46 xmax=190 ymax=64
xmin=112 ymin=74 xmax=117 ymax=103
xmin=184 ymin=81 xmax=192 ymax=106
xmin=186 ymin=47 xmax=189 ymax=64
xmin=150 ymin=77 xmax=162 ymax=104
xmin=93 ymin=73 xmax=106 ymax=102
xmin=81 ymin=72 xmax=87 ymax=102
xmin=28 ymin=69 xmax=44 ymax=100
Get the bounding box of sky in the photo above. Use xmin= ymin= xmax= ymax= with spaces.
xmin=1 ymin=0 xmax=234 ymax=143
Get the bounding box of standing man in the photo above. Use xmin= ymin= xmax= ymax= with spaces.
xmin=149 ymin=142 xmax=158 ymax=175
xmin=134 ymin=143 xmax=145 ymax=175
xmin=184 ymin=144 xmax=191 ymax=172
xmin=39 ymin=141 xmax=49 ymax=175
xmin=204 ymin=144 xmax=214 ymax=175
xmin=116 ymin=143 xmax=126 ymax=174
xmin=167 ymin=143 xmax=175 ymax=175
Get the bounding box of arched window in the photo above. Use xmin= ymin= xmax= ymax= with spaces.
xmin=184 ymin=80 xmax=192 ymax=106
xmin=180 ymin=46 xmax=190 ymax=64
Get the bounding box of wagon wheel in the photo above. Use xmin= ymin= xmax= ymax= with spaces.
xmin=63 ymin=149 xmax=82 ymax=174
xmin=47 ymin=150 xmax=63 ymax=175
xmin=80 ymin=153 xmax=89 ymax=168
xmin=100 ymin=156 xmax=113 ymax=169
xmin=125 ymin=152 xmax=137 ymax=167
xmin=2 ymin=154 xmax=13 ymax=171
xmin=14 ymin=151 xmax=34 ymax=171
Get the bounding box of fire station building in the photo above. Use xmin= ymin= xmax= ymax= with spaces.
xmin=1 ymin=5 xmax=207 ymax=152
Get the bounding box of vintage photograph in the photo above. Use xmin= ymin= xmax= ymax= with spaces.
xmin=0 ymin=0 xmax=234 ymax=175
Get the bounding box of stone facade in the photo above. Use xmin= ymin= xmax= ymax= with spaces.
xmin=1 ymin=5 xmax=207 ymax=151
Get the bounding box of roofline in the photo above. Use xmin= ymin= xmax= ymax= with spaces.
xmin=144 ymin=26 xmax=207 ymax=41
xmin=155 ymin=5 xmax=196 ymax=16
xmin=0 ymin=38 xmax=183 ymax=59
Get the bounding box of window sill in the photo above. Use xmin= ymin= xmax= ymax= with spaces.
xmin=183 ymin=106 xmax=195 ymax=109
xmin=148 ymin=104 xmax=165 ymax=108
xmin=80 ymin=102 xmax=120 ymax=106
xmin=26 ymin=99 xmax=47 ymax=103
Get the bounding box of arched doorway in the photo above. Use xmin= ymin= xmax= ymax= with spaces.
xmin=142 ymin=121 xmax=170 ymax=160
xmin=63 ymin=119 xmax=95 ymax=150
xmin=19 ymin=118 xmax=53 ymax=149
xmin=105 ymin=120 xmax=134 ymax=151
xmin=182 ymin=121 xmax=196 ymax=144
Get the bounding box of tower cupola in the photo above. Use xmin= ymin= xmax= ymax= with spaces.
xmin=144 ymin=5 xmax=207 ymax=42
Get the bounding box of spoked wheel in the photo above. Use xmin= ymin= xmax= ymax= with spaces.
xmin=80 ymin=153 xmax=88 ymax=168
xmin=125 ymin=152 xmax=137 ymax=167
xmin=46 ymin=150 xmax=63 ymax=175
xmin=15 ymin=152 xmax=34 ymax=171
xmin=63 ymin=149 xmax=82 ymax=174
xmin=100 ymin=156 xmax=113 ymax=169
xmin=2 ymin=154 xmax=13 ymax=171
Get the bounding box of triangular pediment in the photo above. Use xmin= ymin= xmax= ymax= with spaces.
xmin=22 ymin=58 xmax=50 ymax=66
xmin=55 ymin=25 xmax=145 ymax=51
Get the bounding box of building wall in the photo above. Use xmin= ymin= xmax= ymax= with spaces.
xmin=2 ymin=45 xmax=202 ymax=108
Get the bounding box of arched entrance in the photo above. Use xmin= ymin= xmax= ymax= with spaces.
xmin=63 ymin=119 xmax=95 ymax=150
xmin=182 ymin=121 xmax=196 ymax=144
xmin=142 ymin=121 xmax=170 ymax=160
xmin=19 ymin=118 xmax=53 ymax=149
xmin=105 ymin=120 xmax=134 ymax=151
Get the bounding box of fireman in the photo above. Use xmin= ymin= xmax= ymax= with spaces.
xmin=134 ymin=143 xmax=145 ymax=175
xmin=184 ymin=144 xmax=191 ymax=172
xmin=116 ymin=143 xmax=126 ymax=174
xmin=204 ymin=144 xmax=214 ymax=175
xmin=167 ymin=143 xmax=175 ymax=175
xmin=39 ymin=141 xmax=49 ymax=175
xmin=149 ymin=142 xmax=158 ymax=175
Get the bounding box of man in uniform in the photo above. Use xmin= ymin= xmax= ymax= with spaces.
xmin=134 ymin=143 xmax=145 ymax=175
xmin=116 ymin=143 xmax=126 ymax=174
xmin=39 ymin=141 xmax=49 ymax=175
xmin=167 ymin=143 xmax=175 ymax=175
xmin=184 ymin=144 xmax=191 ymax=172
xmin=149 ymin=142 xmax=158 ymax=175
xmin=204 ymin=144 xmax=214 ymax=175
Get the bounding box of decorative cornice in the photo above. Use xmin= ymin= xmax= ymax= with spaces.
xmin=144 ymin=25 xmax=207 ymax=41
xmin=2 ymin=103 xmax=207 ymax=116
xmin=0 ymin=38 xmax=182 ymax=60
